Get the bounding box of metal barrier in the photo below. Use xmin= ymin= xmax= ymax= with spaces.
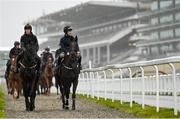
xmin=77 ymin=56 xmax=180 ymax=115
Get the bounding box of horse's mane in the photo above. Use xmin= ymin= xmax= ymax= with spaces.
xmin=22 ymin=46 xmax=37 ymax=65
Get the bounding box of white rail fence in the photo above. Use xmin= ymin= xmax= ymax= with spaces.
xmin=77 ymin=56 xmax=180 ymax=115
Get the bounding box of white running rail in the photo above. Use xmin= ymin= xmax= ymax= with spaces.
xmin=77 ymin=56 xmax=180 ymax=115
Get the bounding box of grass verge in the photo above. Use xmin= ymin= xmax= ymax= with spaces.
xmin=0 ymin=87 xmax=5 ymax=118
xmin=78 ymin=94 xmax=180 ymax=118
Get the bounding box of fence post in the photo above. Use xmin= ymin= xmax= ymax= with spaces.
xmin=154 ymin=65 xmax=159 ymax=112
xmin=82 ymin=73 xmax=85 ymax=96
xmin=140 ymin=66 xmax=145 ymax=109
xmin=92 ymin=71 xmax=95 ymax=98
xmin=119 ymin=68 xmax=123 ymax=104
xmin=85 ymin=72 xmax=89 ymax=98
xmin=108 ymin=69 xmax=115 ymax=102
xmin=169 ymin=63 xmax=177 ymax=116
xmin=96 ymin=71 xmax=100 ymax=100
xmin=103 ymin=70 xmax=107 ymax=100
xmin=128 ymin=67 xmax=133 ymax=108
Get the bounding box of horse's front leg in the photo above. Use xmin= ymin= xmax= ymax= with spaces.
xmin=60 ymin=85 xmax=65 ymax=109
xmin=45 ymin=77 xmax=50 ymax=95
xmin=23 ymin=87 xmax=30 ymax=111
xmin=72 ymin=78 xmax=78 ymax=110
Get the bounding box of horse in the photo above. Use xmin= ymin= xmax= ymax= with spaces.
xmin=7 ymin=55 xmax=22 ymax=99
xmin=42 ymin=56 xmax=54 ymax=95
xmin=55 ymin=36 xmax=80 ymax=110
xmin=19 ymin=46 xmax=39 ymax=111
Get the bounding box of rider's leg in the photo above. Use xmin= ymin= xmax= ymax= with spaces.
xmin=78 ymin=56 xmax=82 ymax=70
xmin=5 ymin=60 xmax=10 ymax=79
xmin=14 ymin=52 xmax=23 ymax=73
xmin=36 ymin=56 xmax=41 ymax=81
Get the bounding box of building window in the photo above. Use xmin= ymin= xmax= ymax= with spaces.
xmin=118 ymin=24 xmax=122 ymax=28
xmin=176 ymin=42 xmax=180 ymax=50
xmin=175 ymin=28 xmax=180 ymax=37
xmin=175 ymin=13 xmax=180 ymax=21
xmin=175 ymin=0 xmax=180 ymax=4
xmin=160 ymin=0 xmax=173 ymax=9
xmin=151 ymin=46 xmax=158 ymax=54
xmin=113 ymin=25 xmax=117 ymax=29
xmin=151 ymin=1 xmax=158 ymax=10
xmin=160 ymin=14 xmax=173 ymax=24
xmin=109 ymin=26 xmax=113 ymax=30
xmin=151 ymin=17 xmax=158 ymax=25
xmin=160 ymin=29 xmax=173 ymax=39
xmin=151 ymin=32 xmax=159 ymax=40
xmin=160 ymin=45 xmax=173 ymax=54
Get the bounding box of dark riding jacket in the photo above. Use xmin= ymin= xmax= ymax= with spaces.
xmin=20 ymin=32 xmax=39 ymax=52
xmin=9 ymin=47 xmax=23 ymax=58
xmin=59 ymin=35 xmax=80 ymax=53
xmin=17 ymin=32 xmax=41 ymax=72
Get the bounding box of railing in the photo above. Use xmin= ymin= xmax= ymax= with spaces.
xmin=77 ymin=56 xmax=180 ymax=115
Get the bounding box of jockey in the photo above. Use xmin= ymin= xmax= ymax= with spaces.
xmin=41 ymin=47 xmax=54 ymax=72
xmin=15 ymin=24 xmax=41 ymax=76
xmin=57 ymin=26 xmax=82 ymax=69
xmin=5 ymin=41 xmax=23 ymax=79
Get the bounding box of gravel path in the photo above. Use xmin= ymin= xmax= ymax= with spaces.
xmin=5 ymin=93 xmax=137 ymax=118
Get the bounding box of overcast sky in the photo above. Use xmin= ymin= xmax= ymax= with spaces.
xmin=0 ymin=0 xmax=114 ymax=48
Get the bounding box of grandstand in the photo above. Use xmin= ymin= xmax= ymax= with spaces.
xmin=31 ymin=0 xmax=150 ymax=68
xmin=130 ymin=0 xmax=180 ymax=60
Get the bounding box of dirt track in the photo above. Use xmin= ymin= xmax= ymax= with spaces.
xmin=4 ymin=93 xmax=137 ymax=118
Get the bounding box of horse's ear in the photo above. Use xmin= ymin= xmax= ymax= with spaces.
xmin=75 ymin=36 xmax=78 ymax=42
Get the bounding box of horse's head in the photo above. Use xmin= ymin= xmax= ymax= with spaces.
xmin=9 ymin=55 xmax=17 ymax=71
xmin=10 ymin=55 xmax=16 ymax=66
xmin=47 ymin=56 xmax=53 ymax=68
xmin=23 ymin=46 xmax=37 ymax=64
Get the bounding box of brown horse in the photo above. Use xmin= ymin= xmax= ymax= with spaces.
xmin=43 ymin=56 xmax=54 ymax=95
xmin=7 ymin=55 xmax=22 ymax=99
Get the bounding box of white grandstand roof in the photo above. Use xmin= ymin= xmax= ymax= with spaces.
xmin=88 ymin=1 xmax=138 ymax=8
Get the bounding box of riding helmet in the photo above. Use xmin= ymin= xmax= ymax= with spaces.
xmin=45 ymin=47 xmax=50 ymax=52
xmin=63 ymin=26 xmax=72 ymax=33
xmin=24 ymin=23 xmax=32 ymax=30
xmin=14 ymin=41 xmax=20 ymax=46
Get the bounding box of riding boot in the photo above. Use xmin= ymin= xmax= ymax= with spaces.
xmin=36 ymin=56 xmax=41 ymax=81
xmin=78 ymin=56 xmax=82 ymax=70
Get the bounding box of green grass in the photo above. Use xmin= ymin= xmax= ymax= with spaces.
xmin=0 ymin=87 xmax=5 ymax=118
xmin=78 ymin=95 xmax=180 ymax=118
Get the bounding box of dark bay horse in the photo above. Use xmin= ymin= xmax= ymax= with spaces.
xmin=7 ymin=55 xmax=22 ymax=99
xmin=19 ymin=47 xmax=39 ymax=111
xmin=55 ymin=36 xmax=80 ymax=110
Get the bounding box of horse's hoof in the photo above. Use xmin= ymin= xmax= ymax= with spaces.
xmin=62 ymin=104 xmax=65 ymax=109
xmin=30 ymin=107 xmax=35 ymax=111
xmin=72 ymin=106 xmax=75 ymax=110
xmin=30 ymin=105 xmax=35 ymax=111
xmin=65 ymin=107 xmax=69 ymax=110
xmin=26 ymin=108 xmax=30 ymax=111
xmin=64 ymin=105 xmax=69 ymax=110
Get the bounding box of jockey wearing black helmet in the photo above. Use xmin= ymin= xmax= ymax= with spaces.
xmin=55 ymin=26 xmax=82 ymax=70
xmin=5 ymin=41 xmax=23 ymax=79
xmin=15 ymin=24 xmax=41 ymax=76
